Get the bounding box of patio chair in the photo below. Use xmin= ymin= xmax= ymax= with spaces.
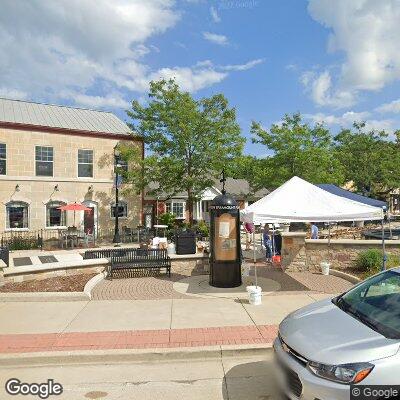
xmin=59 ymin=231 xmax=73 ymax=249
xmin=122 ymin=226 xmax=134 ymax=243
xmin=83 ymin=231 xmax=95 ymax=248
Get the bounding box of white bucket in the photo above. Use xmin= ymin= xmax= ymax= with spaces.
xmin=246 ymin=285 xmax=262 ymax=305
xmin=321 ymin=261 xmax=330 ymax=276
xmin=167 ymin=243 xmax=176 ymax=255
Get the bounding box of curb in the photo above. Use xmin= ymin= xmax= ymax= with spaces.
xmin=0 ymin=344 xmax=273 ymax=367
xmin=330 ymin=269 xmax=361 ymax=284
xmin=0 ymin=291 xmax=89 ymax=302
xmin=83 ymin=272 xmax=106 ymax=299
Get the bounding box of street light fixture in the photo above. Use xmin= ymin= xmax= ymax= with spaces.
xmin=113 ymin=146 xmax=122 ymax=245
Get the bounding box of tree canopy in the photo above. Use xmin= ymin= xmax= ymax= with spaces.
xmin=250 ymin=113 xmax=344 ymax=188
xmin=334 ymin=123 xmax=400 ymax=198
xmin=125 ymin=79 xmax=244 ymax=223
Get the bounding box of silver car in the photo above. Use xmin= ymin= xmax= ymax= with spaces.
xmin=274 ymin=268 xmax=400 ymax=400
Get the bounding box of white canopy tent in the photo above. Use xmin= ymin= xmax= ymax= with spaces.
xmin=241 ymin=176 xmax=387 ymax=276
xmin=241 ymin=176 xmax=384 ymax=224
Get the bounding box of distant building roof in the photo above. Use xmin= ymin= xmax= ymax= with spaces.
xmin=317 ymin=184 xmax=387 ymax=208
xmin=0 ymin=98 xmax=132 ymax=136
xmin=145 ymin=178 xmax=269 ymax=200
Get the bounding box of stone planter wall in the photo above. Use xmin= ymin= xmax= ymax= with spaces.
xmin=305 ymin=239 xmax=400 ymax=271
xmin=281 ymin=232 xmax=400 ymax=272
xmin=0 ymin=254 xmax=210 ymax=285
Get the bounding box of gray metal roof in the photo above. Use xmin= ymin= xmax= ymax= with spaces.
xmin=0 ymin=98 xmax=131 ymax=135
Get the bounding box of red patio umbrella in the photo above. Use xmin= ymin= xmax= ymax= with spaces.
xmin=58 ymin=202 xmax=91 ymax=227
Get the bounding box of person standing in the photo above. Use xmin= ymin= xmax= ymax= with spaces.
xmin=263 ymin=224 xmax=273 ymax=262
xmin=311 ymin=222 xmax=319 ymax=239
xmin=244 ymin=221 xmax=255 ymax=250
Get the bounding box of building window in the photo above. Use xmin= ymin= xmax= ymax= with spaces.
xmin=166 ymin=200 xmax=185 ymax=219
xmin=0 ymin=143 xmax=6 ymax=175
xmin=78 ymin=149 xmax=93 ymax=177
xmin=6 ymin=201 xmax=29 ymax=229
xmin=111 ymin=201 xmax=128 ymax=218
xmin=46 ymin=201 xmax=66 ymax=227
xmin=35 ymin=146 xmax=53 ymax=176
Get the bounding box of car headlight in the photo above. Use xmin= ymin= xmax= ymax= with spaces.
xmin=308 ymin=361 xmax=374 ymax=384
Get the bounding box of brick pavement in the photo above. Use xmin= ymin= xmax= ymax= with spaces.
xmin=91 ymin=264 xmax=351 ymax=300
xmin=0 ymin=324 xmax=278 ymax=354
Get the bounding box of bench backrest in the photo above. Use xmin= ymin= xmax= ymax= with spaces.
xmin=111 ymin=248 xmax=169 ymax=263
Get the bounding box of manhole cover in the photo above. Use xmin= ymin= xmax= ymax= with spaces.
xmin=84 ymin=391 xmax=108 ymax=399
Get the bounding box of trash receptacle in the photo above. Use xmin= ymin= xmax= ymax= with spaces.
xmin=175 ymin=231 xmax=196 ymax=255
xmin=0 ymin=246 xmax=9 ymax=267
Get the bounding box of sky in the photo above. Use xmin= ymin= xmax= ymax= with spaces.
xmin=1 ymin=0 xmax=400 ymax=156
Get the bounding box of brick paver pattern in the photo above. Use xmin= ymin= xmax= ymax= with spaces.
xmin=0 ymin=325 xmax=278 ymax=354
xmin=91 ymin=264 xmax=351 ymax=301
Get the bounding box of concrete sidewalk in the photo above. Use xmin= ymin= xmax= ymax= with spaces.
xmin=0 ymin=292 xmax=331 ymax=354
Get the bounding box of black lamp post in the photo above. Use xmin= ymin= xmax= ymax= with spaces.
xmin=113 ymin=146 xmax=121 ymax=245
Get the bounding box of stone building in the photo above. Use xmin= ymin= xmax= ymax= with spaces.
xmin=0 ymin=98 xmax=143 ymax=236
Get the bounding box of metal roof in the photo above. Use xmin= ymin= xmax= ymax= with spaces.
xmin=0 ymin=98 xmax=132 ymax=135
xmin=317 ymin=184 xmax=387 ymax=208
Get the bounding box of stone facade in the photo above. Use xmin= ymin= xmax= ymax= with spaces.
xmin=0 ymin=126 xmax=142 ymax=234
xmin=281 ymin=232 xmax=400 ymax=272
xmin=281 ymin=232 xmax=308 ymax=272
xmin=305 ymin=239 xmax=400 ymax=271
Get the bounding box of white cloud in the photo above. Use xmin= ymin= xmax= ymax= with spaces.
xmin=305 ymin=110 xmax=395 ymax=133
xmin=0 ymin=0 xmax=179 ymax=107
xmin=305 ymin=111 xmax=371 ymax=126
xmin=222 ymin=58 xmax=265 ymax=71
xmin=60 ymin=90 xmax=130 ymax=109
xmin=210 ymin=6 xmax=221 ymax=22
xmin=307 ymin=0 xmax=400 ymax=106
xmin=0 ymin=87 xmax=27 ymax=100
xmin=301 ymin=70 xmax=356 ymax=108
xmin=203 ymin=32 xmax=229 ymax=46
xmin=376 ymin=99 xmax=400 ymax=114
xmin=0 ymin=1 xmax=266 ymax=107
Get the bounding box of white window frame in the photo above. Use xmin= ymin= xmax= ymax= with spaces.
xmin=0 ymin=143 xmax=6 ymax=175
xmin=110 ymin=201 xmax=128 ymax=219
xmin=35 ymin=145 xmax=54 ymax=177
xmin=5 ymin=201 xmax=29 ymax=231
xmin=166 ymin=200 xmax=186 ymax=219
xmin=78 ymin=149 xmax=94 ymax=178
xmin=45 ymin=201 xmax=67 ymax=229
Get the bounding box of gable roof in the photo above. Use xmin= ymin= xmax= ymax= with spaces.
xmin=0 ymin=98 xmax=132 ymax=136
xmin=145 ymin=178 xmax=269 ymax=200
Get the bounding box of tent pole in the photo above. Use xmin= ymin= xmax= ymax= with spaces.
xmin=328 ymin=223 xmax=331 ymax=262
xmin=381 ymin=217 xmax=386 ymax=271
xmin=253 ymin=231 xmax=258 ymax=287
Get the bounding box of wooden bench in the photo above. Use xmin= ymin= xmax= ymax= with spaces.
xmin=83 ymin=248 xmax=172 ymax=279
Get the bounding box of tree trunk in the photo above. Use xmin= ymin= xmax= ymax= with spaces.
xmin=187 ymin=189 xmax=194 ymax=226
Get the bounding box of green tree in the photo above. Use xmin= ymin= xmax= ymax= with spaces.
xmin=226 ymin=155 xmax=273 ymax=192
xmin=334 ymin=122 xmax=400 ymax=198
xmin=251 ymin=113 xmax=344 ymax=187
xmin=126 ymin=79 xmax=245 ymax=224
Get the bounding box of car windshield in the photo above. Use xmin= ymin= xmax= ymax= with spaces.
xmin=334 ymin=270 xmax=400 ymax=339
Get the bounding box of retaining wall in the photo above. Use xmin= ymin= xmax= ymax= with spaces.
xmin=281 ymin=232 xmax=400 ymax=272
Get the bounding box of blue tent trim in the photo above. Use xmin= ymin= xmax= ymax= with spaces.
xmin=316 ymin=184 xmax=387 ymax=209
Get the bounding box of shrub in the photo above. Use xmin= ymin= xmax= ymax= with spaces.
xmin=196 ymin=220 xmax=209 ymax=238
xmin=355 ymin=249 xmax=382 ymax=275
xmin=159 ymin=212 xmax=176 ymax=229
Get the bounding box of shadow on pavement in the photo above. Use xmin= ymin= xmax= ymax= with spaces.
xmin=223 ymin=360 xmax=285 ymax=400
